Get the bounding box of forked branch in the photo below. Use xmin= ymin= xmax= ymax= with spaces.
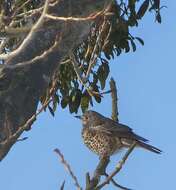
xmin=54 ymin=148 xmax=82 ymax=190
xmin=96 ymin=142 xmax=136 ymax=189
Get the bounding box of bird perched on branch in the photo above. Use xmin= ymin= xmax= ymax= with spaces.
xmin=75 ymin=110 xmax=161 ymax=158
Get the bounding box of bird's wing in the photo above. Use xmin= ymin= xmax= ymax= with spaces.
xmin=90 ymin=118 xmax=149 ymax=142
xmin=91 ymin=118 xmax=132 ymax=132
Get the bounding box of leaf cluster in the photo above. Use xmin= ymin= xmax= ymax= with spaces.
xmin=42 ymin=0 xmax=163 ymax=115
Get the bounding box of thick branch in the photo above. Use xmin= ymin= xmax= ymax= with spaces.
xmin=85 ymin=157 xmax=110 ymax=190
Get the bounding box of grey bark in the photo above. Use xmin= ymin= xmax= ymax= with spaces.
xmin=0 ymin=0 xmax=109 ymax=161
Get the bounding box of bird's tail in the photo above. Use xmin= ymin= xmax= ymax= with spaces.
xmin=137 ymin=141 xmax=162 ymax=154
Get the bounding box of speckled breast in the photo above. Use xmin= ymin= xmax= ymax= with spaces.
xmin=82 ymin=127 xmax=123 ymax=157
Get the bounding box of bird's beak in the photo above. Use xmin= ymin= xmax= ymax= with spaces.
xmin=74 ymin=115 xmax=82 ymax=120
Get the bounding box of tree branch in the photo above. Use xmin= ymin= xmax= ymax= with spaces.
xmin=60 ymin=180 xmax=65 ymax=190
xmin=96 ymin=142 xmax=136 ymax=189
xmin=110 ymin=77 xmax=119 ymax=122
xmin=54 ymin=148 xmax=82 ymax=190
xmin=85 ymin=157 xmax=110 ymax=190
xmin=104 ymin=173 xmax=132 ymax=190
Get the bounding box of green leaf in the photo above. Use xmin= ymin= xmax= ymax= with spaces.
xmin=74 ymin=89 xmax=82 ymax=112
xmin=53 ymin=94 xmax=59 ymax=112
xmin=60 ymin=181 xmax=65 ymax=190
xmin=124 ymin=40 xmax=130 ymax=53
xmin=91 ymin=84 xmax=101 ymax=103
xmin=69 ymin=89 xmax=82 ymax=113
xmin=68 ymin=102 xmax=75 ymax=113
xmin=114 ymin=48 xmax=122 ymax=56
xmin=94 ymin=94 xmax=101 ymax=103
xmin=93 ymin=73 xmax=98 ymax=85
xmin=135 ymin=37 xmax=144 ymax=46
xmin=68 ymin=90 xmax=76 ymax=113
xmin=81 ymin=93 xmax=90 ymax=113
xmin=156 ymin=12 xmax=162 ymax=23
xmin=104 ymin=52 xmax=111 ymax=60
xmin=48 ymin=105 xmax=55 ymax=117
xmin=97 ymin=62 xmax=110 ymax=90
xmin=61 ymin=97 xmax=68 ymax=109
xmin=130 ymin=39 xmax=136 ymax=52
xmin=137 ymin=0 xmax=150 ymax=19
xmin=154 ymin=0 xmax=160 ymax=9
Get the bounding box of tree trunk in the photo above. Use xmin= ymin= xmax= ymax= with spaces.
xmin=0 ymin=0 xmax=109 ymax=161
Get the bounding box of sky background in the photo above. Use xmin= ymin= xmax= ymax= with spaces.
xmin=0 ymin=1 xmax=175 ymax=190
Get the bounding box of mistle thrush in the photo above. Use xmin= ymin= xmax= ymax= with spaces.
xmin=75 ymin=110 xmax=161 ymax=157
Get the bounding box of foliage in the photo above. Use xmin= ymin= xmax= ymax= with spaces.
xmin=0 ymin=0 xmax=163 ymax=114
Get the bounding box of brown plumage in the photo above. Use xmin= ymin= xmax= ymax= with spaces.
xmin=75 ymin=110 xmax=161 ymax=157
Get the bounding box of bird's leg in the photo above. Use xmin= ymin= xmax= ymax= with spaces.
xmin=95 ymin=156 xmax=110 ymax=175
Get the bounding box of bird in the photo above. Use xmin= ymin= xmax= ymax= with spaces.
xmin=75 ymin=110 xmax=161 ymax=158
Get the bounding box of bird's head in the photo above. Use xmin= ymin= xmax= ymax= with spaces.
xmin=75 ymin=110 xmax=104 ymax=126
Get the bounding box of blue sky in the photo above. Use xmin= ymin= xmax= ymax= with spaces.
xmin=0 ymin=1 xmax=175 ymax=190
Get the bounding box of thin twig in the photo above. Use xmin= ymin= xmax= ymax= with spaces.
xmin=70 ymin=53 xmax=111 ymax=99
xmin=70 ymin=53 xmax=94 ymax=97
xmin=104 ymin=173 xmax=132 ymax=190
xmin=15 ymin=6 xmax=43 ymax=18
xmin=60 ymin=180 xmax=65 ymax=190
xmin=0 ymin=26 xmax=31 ymax=37
xmin=13 ymin=0 xmax=33 ymax=17
xmin=45 ymin=11 xmax=102 ymax=21
xmin=100 ymin=89 xmax=112 ymax=95
xmin=16 ymin=137 xmax=28 ymax=142
xmin=0 ymin=39 xmax=7 ymax=54
xmin=0 ymin=10 xmax=101 ymax=39
xmin=85 ymin=20 xmax=107 ymax=81
xmin=96 ymin=142 xmax=136 ymax=189
xmin=85 ymin=3 xmax=112 ymax=81
xmin=54 ymin=148 xmax=82 ymax=190
xmin=110 ymin=77 xmax=119 ymax=122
